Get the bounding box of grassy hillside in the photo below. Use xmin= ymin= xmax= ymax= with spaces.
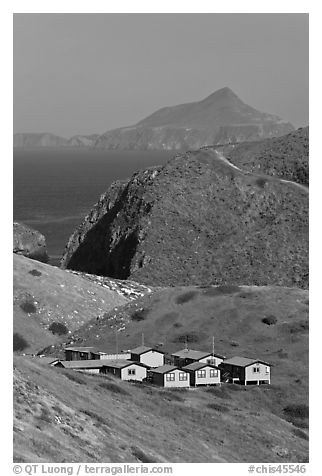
xmin=13 ymin=254 xmax=149 ymax=353
xmin=14 ymin=354 xmax=308 ymax=463
xmin=65 ymin=285 xmax=309 ymax=374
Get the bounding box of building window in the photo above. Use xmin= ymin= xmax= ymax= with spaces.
xmin=210 ymin=369 xmax=218 ymax=378
xmin=265 ymin=366 xmax=270 ymax=373
xmin=179 ymin=372 xmax=187 ymax=381
xmin=206 ymin=358 xmax=216 ymax=365
xmin=197 ymin=370 xmax=206 ymax=378
xmin=128 ymin=369 xmax=136 ymax=375
xmin=166 ymin=373 xmax=175 ymax=381
xmin=253 ymin=367 xmax=260 ymax=373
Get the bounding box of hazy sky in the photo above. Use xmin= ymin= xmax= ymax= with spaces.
xmin=13 ymin=13 xmax=309 ymax=137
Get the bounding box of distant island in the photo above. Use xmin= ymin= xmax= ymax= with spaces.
xmin=13 ymin=87 xmax=294 ymax=150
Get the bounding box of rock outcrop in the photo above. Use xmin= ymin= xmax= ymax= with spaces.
xmin=94 ymin=87 xmax=294 ymax=150
xmin=61 ymin=144 xmax=308 ymax=289
xmin=13 ymin=222 xmax=49 ymax=263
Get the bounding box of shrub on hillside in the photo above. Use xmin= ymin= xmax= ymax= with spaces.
xmin=28 ymin=269 xmax=42 ymax=277
xmin=19 ymin=300 xmax=37 ymax=314
xmin=48 ymin=322 xmax=69 ymax=336
xmin=80 ymin=409 xmax=108 ymax=427
xmin=283 ymin=404 xmax=309 ymax=419
xmin=13 ymin=333 xmax=29 ymax=352
xmin=207 ymin=402 xmax=230 ymax=413
xmin=255 ymin=177 xmax=267 ymax=188
xmin=175 ymin=291 xmax=198 ymax=304
xmin=130 ymin=308 xmax=149 ymax=321
xmin=262 ymin=315 xmax=278 ymax=326
xmin=172 ymin=332 xmax=199 ymax=344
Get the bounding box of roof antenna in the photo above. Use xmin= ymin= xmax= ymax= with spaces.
xmin=212 ymin=336 xmax=215 ymax=358
xmin=115 ymin=328 xmax=119 ymax=355
xmin=185 ymin=335 xmax=188 ymax=351
xmin=142 ymin=332 xmax=145 ymax=347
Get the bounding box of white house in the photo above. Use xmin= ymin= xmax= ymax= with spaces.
xmin=100 ymin=360 xmax=148 ymax=381
xmin=148 ymin=365 xmax=190 ymax=388
xmin=130 ymin=345 xmax=165 ymax=368
xmin=182 ymin=362 xmax=221 ymax=386
xmin=219 ymin=357 xmax=271 ymax=385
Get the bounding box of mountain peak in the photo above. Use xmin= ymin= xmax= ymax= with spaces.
xmin=201 ymin=87 xmax=242 ymax=104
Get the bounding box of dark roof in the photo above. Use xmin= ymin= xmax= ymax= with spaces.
xmin=182 ymin=362 xmax=220 ymax=371
xmin=54 ymin=360 xmax=107 ymax=369
xmin=131 ymin=345 xmax=164 ymax=355
xmin=171 ymin=349 xmax=219 ymax=360
xmin=221 ymin=357 xmax=270 ymax=367
xmin=149 ymin=365 xmax=188 ymax=375
xmin=102 ymin=360 xmax=148 ymax=369
xmin=64 ymin=346 xmax=108 ymax=355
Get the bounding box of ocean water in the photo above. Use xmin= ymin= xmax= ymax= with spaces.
xmin=13 ymin=148 xmax=173 ymax=264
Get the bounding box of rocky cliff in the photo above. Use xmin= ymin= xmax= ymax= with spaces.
xmin=61 ymin=144 xmax=308 ymax=289
xmin=13 ymin=222 xmax=49 ymax=263
xmin=94 ymin=87 xmax=294 ymax=150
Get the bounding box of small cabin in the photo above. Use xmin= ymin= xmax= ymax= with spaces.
xmin=219 ymin=357 xmax=271 ymax=385
xmin=182 ymin=362 xmax=221 ymax=386
xmin=53 ymin=359 xmax=107 ymax=373
xmin=64 ymin=346 xmax=105 ymax=361
xmin=171 ymin=349 xmax=225 ymax=368
xmin=130 ymin=345 xmax=165 ymax=368
xmin=100 ymin=360 xmax=147 ymax=381
xmin=148 ymin=365 xmax=190 ymax=388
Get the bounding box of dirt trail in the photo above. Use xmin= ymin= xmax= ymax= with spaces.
xmin=211 ymin=148 xmax=309 ymax=194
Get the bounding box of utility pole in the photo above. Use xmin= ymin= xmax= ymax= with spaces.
xmin=142 ymin=332 xmax=145 ymax=347
xmin=212 ymin=336 xmax=215 ymax=357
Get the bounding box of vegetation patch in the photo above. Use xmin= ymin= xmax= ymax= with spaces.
xmin=255 ymin=177 xmax=267 ymax=188
xmin=175 ymin=291 xmax=198 ymax=304
xmin=19 ymin=300 xmax=37 ymax=314
xmin=230 ymin=341 xmax=239 ymax=347
xmin=48 ymin=322 xmax=69 ymax=335
xmin=207 ymin=402 xmax=230 ymax=413
xmin=80 ymin=408 xmax=109 ymax=427
xmin=28 ymin=269 xmax=42 ymax=277
xmin=283 ymin=404 xmax=309 ymax=420
xmin=172 ymin=331 xmax=200 ymax=344
xmin=288 ymin=321 xmax=309 ymax=334
xmin=13 ymin=333 xmax=29 ymax=352
xmin=131 ymin=446 xmax=156 ymax=463
xmin=262 ymin=315 xmax=278 ymax=326
xmin=130 ymin=308 xmax=149 ymax=321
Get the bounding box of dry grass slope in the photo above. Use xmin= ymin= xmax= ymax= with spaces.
xmin=14 ymin=355 xmax=308 ymax=463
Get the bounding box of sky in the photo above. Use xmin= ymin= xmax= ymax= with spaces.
xmin=13 ymin=13 xmax=309 ymax=137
